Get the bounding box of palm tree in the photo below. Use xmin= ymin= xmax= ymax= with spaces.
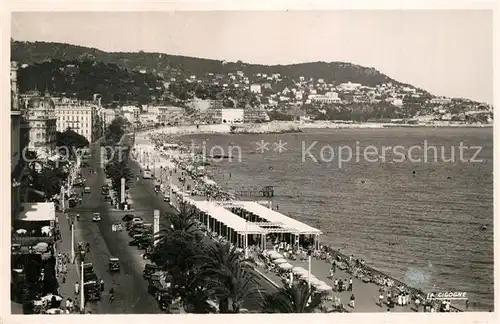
xmin=169 ymin=203 xmax=202 ymax=238
xmin=194 ymin=242 xmax=261 ymax=313
xmin=260 ymin=282 xmax=326 ymax=313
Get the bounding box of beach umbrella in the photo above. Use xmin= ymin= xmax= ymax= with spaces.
xmin=41 ymin=294 xmax=62 ymax=302
xmin=46 ymin=308 xmax=63 ymax=314
xmin=269 ymin=252 xmax=284 ymax=260
xmin=15 ymin=229 xmax=27 ymax=234
xmin=300 ymin=272 xmax=315 ymax=280
xmin=34 ymin=245 xmax=48 ymax=253
xmin=35 ymin=242 xmax=49 ymax=249
xmin=273 ymin=258 xmax=288 ymax=264
xmin=278 ymin=263 xmax=293 ymax=270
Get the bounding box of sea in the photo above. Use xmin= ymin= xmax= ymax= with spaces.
xmin=178 ymin=127 xmax=494 ymax=310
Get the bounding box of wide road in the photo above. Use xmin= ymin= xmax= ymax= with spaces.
xmin=73 ymin=138 xmax=275 ymax=313
xmin=71 ymin=142 xmax=159 ymax=314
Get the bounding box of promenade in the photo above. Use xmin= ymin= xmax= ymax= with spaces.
xmin=138 ymin=139 xmax=431 ymax=313
xmin=55 ymin=211 xmax=82 ymax=313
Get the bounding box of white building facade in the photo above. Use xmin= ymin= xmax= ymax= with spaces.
xmin=55 ymin=99 xmax=97 ymax=143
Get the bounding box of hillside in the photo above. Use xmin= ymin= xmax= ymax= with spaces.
xmin=12 ymin=40 xmax=407 ymax=87
xmin=17 ymin=58 xmax=165 ymax=105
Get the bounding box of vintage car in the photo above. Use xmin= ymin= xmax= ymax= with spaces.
xmin=122 ymin=214 xmax=135 ymax=222
xmin=109 ymin=258 xmax=120 ymax=272
xmin=92 ymin=213 xmax=101 ymax=222
xmin=143 ymin=264 xmax=159 ymax=279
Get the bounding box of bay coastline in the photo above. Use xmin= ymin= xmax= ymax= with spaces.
xmin=136 ymin=125 xmax=493 ymax=311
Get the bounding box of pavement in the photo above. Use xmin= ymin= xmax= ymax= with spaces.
xmin=54 ymin=211 xmax=82 ymax=313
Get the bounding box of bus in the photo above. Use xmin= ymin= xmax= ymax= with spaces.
xmin=143 ymin=169 xmax=152 ymax=179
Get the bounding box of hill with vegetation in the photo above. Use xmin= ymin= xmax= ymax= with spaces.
xmin=17 ymin=58 xmax=164 ymax=105
xmin=12 ymin=40 xmax=408 ymax=87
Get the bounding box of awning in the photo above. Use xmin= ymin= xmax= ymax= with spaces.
xmin=18 ymin=202 xmax=56 ymax=222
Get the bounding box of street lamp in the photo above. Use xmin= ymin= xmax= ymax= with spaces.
xmin=80 ymin=251 xmax=85 ymax=313
xmin=307 ymin=249 xmax=312 ymax=289
xmin=70 ymin=216 xmax=75 ymax=264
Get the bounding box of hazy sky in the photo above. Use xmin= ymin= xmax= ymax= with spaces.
xmin=11 ymin=11 xmax=493 ymax=103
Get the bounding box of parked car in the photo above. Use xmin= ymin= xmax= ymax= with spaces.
xmin=143 ymin=264 xmax=158 ymax=279
xmin=122 ymin=214 xmax=135 ymax=222
xmin=92 ymin=213 xmax=101 ymax=222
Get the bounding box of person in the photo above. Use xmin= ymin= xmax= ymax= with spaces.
xmin=328 ymin=268 xmax=334 ymax=279
xmin=379 ymin=292 xmax=384 ymax=307
xmin=109 ymin=287 xmax=115 ymax=302
xmin=349 ymin=294 xmax=355 ymax=308
xmin=86 ymin=243 xmax=90 ymax=253
xmin=415 ymin=296 xmax=421 ymax=311
xmin=75 ymin=282 xmax=79 ymax=295
xmin=348 ymin=278 xmax=353 ymax=291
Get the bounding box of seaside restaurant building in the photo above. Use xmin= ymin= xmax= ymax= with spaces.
xmin=171 ymin=189 xmax=322 ymax=253
xmin=228 ymin=201 xmax=323 ymax=251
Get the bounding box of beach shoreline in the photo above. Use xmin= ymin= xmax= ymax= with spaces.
xmin=137 ymin=121 xmax=492 ymax=137
xmin=133 ymin=131 xmax=477 ymax=312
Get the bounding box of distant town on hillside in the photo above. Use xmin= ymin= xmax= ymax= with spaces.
xmin=11 ymin=40 xmax=493 ymax=126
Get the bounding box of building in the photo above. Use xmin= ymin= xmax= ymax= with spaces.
xmin=250 ymin=84 xmax=262 ymax=94
xmin=11 ymin=61 xmax=31 ymax=221
xmin=121 ymin=106 xmax=141 ymax=124
xmin=337 ymin=81 xmax=362 ymax=92
xmin=244 ymin=104 xmax=269 ymax=123
xmin=103 ymin=108 xmax=117 ymax=126
xmin=11 ymin=62 xmax=22 ymax=171
xmin=139 ymin=112 xmax=158 ymax=126
xmin=221 ymin=108 xmax=244 ymax=124
xmin=21 ymin=90 xmax=57 ymax=158
xmin=55 ymin=98 xmax=98 ymax=143
xmin=311 ymin=92 xmax=342 ymax=104
xmin=430 ymin=97 xmax=452 ymax=105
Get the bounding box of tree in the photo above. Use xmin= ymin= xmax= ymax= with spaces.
xmin=104 ymin=159 xmax=133 ymax=195
xmin=167 ymin=203 xmax=203 ymax=239
xmin=260 ymin=282 xmax=326 ymax=313
xmin=30 ymin=166 xmax=67 ymax=200
xmin=56 ymin=129 xmax=89 ymax=159
xmin=152 ymin=224 xmax=203 ymax=305
xmin=194 ymin=242 xmax=260 ymax=313
xmin=105 ymin=116 xmax=129 ymax=145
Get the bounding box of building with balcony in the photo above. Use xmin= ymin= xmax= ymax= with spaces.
xmin=11 ymin=61 xmax=31 ymax=222
xmin=55 ymin=98 xmax=98 ymax=143
xmin=22 ymin=92 xmax=58 ymax=158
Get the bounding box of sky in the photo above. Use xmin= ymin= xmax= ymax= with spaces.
xmin=11 ymin=10 xmax=493 ymax=103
